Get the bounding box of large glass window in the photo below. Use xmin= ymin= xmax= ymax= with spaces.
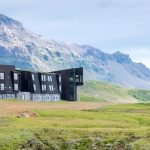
xmin=0 ymin=84 xmax=4 ymax=90
xmin=14 ymin=84 xmax=18 ymax=91
xmin=0 ymin=73 xmax=4 ymax=80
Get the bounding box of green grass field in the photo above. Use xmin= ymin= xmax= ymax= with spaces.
xmin=79 ymin=80 xmax=150 ymax=103
xmin=0 ymin=81 xmax=150 ymax=149
xmin=0 ymin=102 xmax=150 ymax=150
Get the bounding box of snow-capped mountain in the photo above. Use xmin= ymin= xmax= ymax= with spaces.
xmin=1 ymin=14 xmax=150 ymax=89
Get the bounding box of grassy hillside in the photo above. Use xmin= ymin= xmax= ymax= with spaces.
xmin=128 ymin=89 xmax=150 ymax=102
xmin=0 ymin=101 xmax=149 ymax=149
xmin=79 ymin=80 xmax=150 ymax=102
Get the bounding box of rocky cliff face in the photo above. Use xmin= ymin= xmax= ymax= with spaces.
xmin=1 ymin=14 xmax=150 ymax=89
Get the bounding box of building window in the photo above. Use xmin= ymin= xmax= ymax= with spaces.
xmin=47 ymin=75 xmax=52 ymax=82
xmin=44 ymin=75 xmax=46 ymax=81
xmin=41 ymin=75 xmax=43 ymax=81
xmin=52 ymin=85 xmax=54 ymax=91
xmin=80 ymin=75 xmax=82 ymax=82
xmin=49 ymin=85 xmax=54 ymax=91
xmin=0 ymin=84 xmax=4 ymax=90
xmin=75 ymin=75 xmax=79 ymax=82
xmin=69 ymin=77 xmax=74 ymax=81
xmin=42 ymin=84 xmax=46 ymax=91
xmin=41 ymin=75 xmax=46 ymax=81
xmin=59 ymin=85 xmax=61 ymax=92
xmin=33 ymin=84 xmax=36 ymax=91
xmin=49 ymin=85 xmax=51 ymax=91
xmin=14 ymin=73 xmax=18 ymax=80
xmin=32 ymin=74 xmax=35 ymax=81
xmin=47 ymin=76 xmax=50 ymax=81
xmin=47 ymin=76 xmax=52 ymax=81
xmin=48 ymin=76 xmax=52 ymax=82
xmin=59 ymin=76 xmax=61 ymax=82
xmin=50 ymin=76 xmax=52 ymax=81
xmin=0 ymin=73 xmax=4 ymax=80
xmin=14 ymin=84 xmax=18 ymax=91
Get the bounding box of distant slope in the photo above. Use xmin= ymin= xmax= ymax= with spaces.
xmin=128 ymin=89 xmax=150 ymax=102
xmin=79 ymin=81 xmax=150 ymax=102
xmin=1 ymin=14 xmax=150 ymax=89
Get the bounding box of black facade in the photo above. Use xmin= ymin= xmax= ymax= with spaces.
xmin=52 ymin=67 xmax=83 ymax=101
xmin=0 ymin=65 xmax=83 ymax=101
xmin=0 ymin=65 xmax=20 ymax=98
xmin=19 ymin=71 xmax=61 ymax=94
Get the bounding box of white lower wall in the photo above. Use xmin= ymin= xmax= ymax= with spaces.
xmin=32 ymin=94 xmax=60 ymax=102
xmin=0 ymin=93 xmax=61 ymax=102
xmin=0 ymin=94 xmax=15 ymax=99
xmin=17 ymin=92 xmax=31 ymax=100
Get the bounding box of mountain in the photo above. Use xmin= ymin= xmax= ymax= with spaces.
xmin=1 ymin=14 xmax=150 ymax=89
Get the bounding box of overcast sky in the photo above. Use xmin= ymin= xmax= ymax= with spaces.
xmin=0 ymin=0 xmax=150 ymax=67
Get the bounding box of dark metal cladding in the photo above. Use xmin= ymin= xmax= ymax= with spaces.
xmin=18 ymin=71 xmax=61 ymax=95
xmin=51 ymin=67 xmax=83 ymax=101
xmin=0 ymin=65 xmax=20 ymax=96
xmin=0 ymin=64 xmax=83 ymax=101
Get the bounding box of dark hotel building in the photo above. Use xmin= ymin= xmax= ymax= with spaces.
xmin=0 ymin=65 xmax=83 ymax=101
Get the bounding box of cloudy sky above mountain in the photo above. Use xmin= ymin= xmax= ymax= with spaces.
xmin=0 ymin=0 xmax=150 ymax=67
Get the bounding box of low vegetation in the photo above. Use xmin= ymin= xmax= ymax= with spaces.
xmin=0 ymin=81 xmax=150 ymax=149
xmin=0 ymin=101 xmax=149 ymax=150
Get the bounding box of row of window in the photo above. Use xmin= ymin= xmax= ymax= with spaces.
xmin=32 ymin=74 xmax=53 ymax=82
xmin=0 ymin=84 xmax=18 ymax=91
xmin=0 ymin=73 xmax=18 ymax=80
xmin=0 ymin=83 xmax=61 ymax=92
xmin=41 ymin=75 xmax=52 ymax=82
xmin=33 ymin=84 xmax=57 ymax=92
xmin=0 ymin=83 xmax=60 ymax=92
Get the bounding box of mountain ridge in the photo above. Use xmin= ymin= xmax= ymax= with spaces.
xmin=0 ymin=14 xmax=150 ymax=89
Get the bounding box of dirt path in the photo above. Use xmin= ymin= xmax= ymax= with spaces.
xmin=0 ymin=100 xmax=112 ymax=116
